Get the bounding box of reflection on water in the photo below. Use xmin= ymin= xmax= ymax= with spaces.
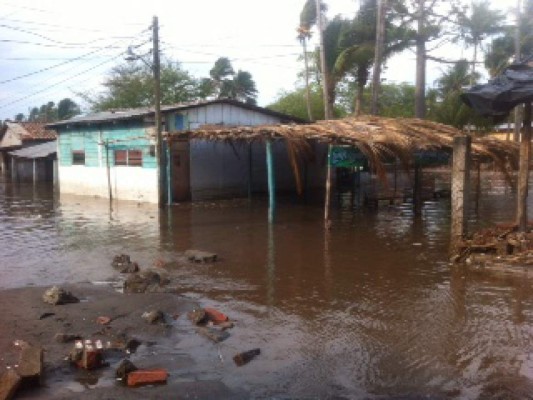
xmin=1 ymin=173 xmax=533 ymax=399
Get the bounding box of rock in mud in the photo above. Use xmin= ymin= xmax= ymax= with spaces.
xmin=196 ymin=326 xmax=230 ymax=343
xmin=233 ymin=348 xmax=261 ymax=367
xmin=111 ymin=254 xmax=140 ymax=273
xmin=185 ymin=249 xmax=217 ymax=263
xmin=123 ymin=270 xmax=169 ymax=293
xmin=142 ymin=310 xmax=165 ymax=324
xmin=42 ymin=286 xmax=79 ymax=305
xmin=13 ymin=341 xmax=43 ymax=386
xmin=0 ymin=370 xmax=21 ymax=400
xmin=187 ymin=308 xmax=208 ymax=325
xmin=115 ymin=359 xmax=138 ymax=381
xmin=54 ymin=333 xmax=81 ymax=343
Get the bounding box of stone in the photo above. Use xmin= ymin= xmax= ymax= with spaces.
xmin=112 ymin=254 xmax=140 ymax=273
xmin=42 ymin=286 xmax=79 ymax=305
xmin=233 ymin=348 xmax=261 ymax=367
xmin=115 ymin=359 xmax=138 ymax=381
xmin=123 ymin=270 xmax=169 ymax=293
xmin=96 ymin=316 xmax=111 ymax=325
xmin=184 ymin=249 xmax=217 ymax=263
xmin=54 ymin=333 xmax=81 ymax=343
xmin=14 ymin=342 xmax=43 ymax=386
xmin=125 ymin=338 xmax=142 ymax=353
xmin=187 ymin=308 xmax=207 ymax=325
xmin=141 ymin=310 xmax=165 ymax=325
xmin=204 ymin=307 xmax=229 ymax=324
xmin=196 ymin=327 xmax=230 ymax=343
xmin=0 ymin=370 xmax=21 ymax=400
xmin=217 ymin=321 xmax=235 ymax=331
xmin=127 ymin=369 xmax=168 ymax=387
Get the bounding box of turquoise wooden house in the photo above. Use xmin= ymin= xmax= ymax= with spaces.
xmin=47 ymin=100 xmax=304 ymax=204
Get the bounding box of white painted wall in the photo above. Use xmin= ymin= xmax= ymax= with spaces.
xmin=59 ymin=165 xmax=157 ymax=203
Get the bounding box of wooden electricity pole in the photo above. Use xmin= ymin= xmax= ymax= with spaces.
xmin=152 ymin=16 xmax=165 ymax=207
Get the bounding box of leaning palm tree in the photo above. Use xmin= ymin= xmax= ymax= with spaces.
xmin=334 ymin=0 xmax=413 ymax=115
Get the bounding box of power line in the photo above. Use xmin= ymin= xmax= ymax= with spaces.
xmin=0 ymin=23 xmax=139 ymax=46
xmin=0 ymin=16 xmax=148 ymax=33
xmin=0 ymin=53 xmax=125 ymax=110
xmin=0 ymin=39 xmax=150 ymax=85
xmin=0 ymin=39 xmax=126 ymax=49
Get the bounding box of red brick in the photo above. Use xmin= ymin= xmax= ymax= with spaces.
xmin=204 ymin=308 xmax=229 ymax=324
xmin=127 ymin=369 xmax=168 ymax=387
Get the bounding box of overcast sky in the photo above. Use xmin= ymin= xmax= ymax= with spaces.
xmin=0 ymin=0 xmax=516 ymax=120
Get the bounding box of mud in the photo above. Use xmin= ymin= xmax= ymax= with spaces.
xmin=0 ymin=284 xmax=246 ymax=399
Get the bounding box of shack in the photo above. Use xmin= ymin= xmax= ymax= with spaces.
xmin=46 ymin=99 xmax=304 ymax=203
xmin=8 ymin=140 xmax=57 ymax=183
xmin=0 ymin=121 xmax=57 ymax=180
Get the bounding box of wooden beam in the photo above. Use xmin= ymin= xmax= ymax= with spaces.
xmin=517 ymin=102 xmax=532 ymax=231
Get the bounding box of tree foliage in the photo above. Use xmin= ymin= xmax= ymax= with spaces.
xmin=22 ymin=98 xmax=81 ymax=122
xmin=204 ymin=57 xmax=258 ymax=105
xmin=81 ymin=59 xmax=199 ymax=111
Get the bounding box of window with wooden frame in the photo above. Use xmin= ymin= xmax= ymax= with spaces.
xmin=114 ymin=149 xmax=143 ymax=167
xmin=72 ymin=150 xmax=85 ymax=165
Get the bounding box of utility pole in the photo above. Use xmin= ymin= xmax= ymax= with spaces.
xmin=152 ymin=16 xmax=165 ymax=206
xmin=316 ymin=0 xmax=332 ymax=120
xmin=371 ymin=0 xmax=387 ymax=115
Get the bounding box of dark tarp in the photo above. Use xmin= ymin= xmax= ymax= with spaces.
xmin=461 ymin=57 xmax=533 ymax=121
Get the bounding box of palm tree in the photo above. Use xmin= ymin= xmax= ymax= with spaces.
xmin=457 ymin=0 xmax=505 ymax=84
xmin=334 ymin=0 xmax=413 ymax=115
xmin=207 ymin=57 xmax=258 ymax=105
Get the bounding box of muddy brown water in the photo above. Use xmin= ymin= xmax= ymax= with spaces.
xmin=1 ymin=172 xmax=532 ymax=399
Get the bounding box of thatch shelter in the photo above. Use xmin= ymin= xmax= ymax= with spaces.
xmin=177 ymin=115 xmax=518 ymax=164
xmin=168 ymin=115 xmax=518 ymax=223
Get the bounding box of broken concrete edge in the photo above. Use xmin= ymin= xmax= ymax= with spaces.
xmin=0 ymin=369 xmax=21 ymax=400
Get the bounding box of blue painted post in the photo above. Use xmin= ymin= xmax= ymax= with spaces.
xmin=324 ymin=144 xmax=332 ymax=221
xmin=266 ymin=139 xmax=275 ymax=223
xmin=166 ymin=142 xmax=172 ymax=205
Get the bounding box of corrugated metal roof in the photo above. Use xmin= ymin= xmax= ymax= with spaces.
xmin=8 ymin=140 xmax=56 ymax=159
xmin=46 ymin=99 xmax=305 ymax=129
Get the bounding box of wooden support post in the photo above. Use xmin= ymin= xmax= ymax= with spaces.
xmin=266 ymin=140 xmax=275 ymax=223
xmin=517 ymin=102 xmax=532 ymax=232
xmin=248 ymin=143 xmax=253 ymax=200
xmin=413 ymin=163 xmax=422 ymax=215
xmin=451 ymin=136 xmax=471 ymax=241
xmin=105 ymin=141 xmax=112 ymax=202
xmin=166 ymin=142 xmax=172 ymax=205
xmin=33 ymin=159 xmax=37 ymax=185
xmin=11 ymin=157 xmax=16 ymax=182
xmin=324 ymin=144 xmax=332 ymax=221
xmin=474 ymin=161 xmax=481 ymax=214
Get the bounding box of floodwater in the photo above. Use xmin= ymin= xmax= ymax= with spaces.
xmin=1 ymin=172 xmax=533 ymax=399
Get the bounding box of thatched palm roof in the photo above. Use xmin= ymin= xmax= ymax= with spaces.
xmin=171 ymin=116 xmax=518 ymax=166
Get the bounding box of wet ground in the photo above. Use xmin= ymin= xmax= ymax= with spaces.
xmin=1 ymin=172 xmax=532 ymax=399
